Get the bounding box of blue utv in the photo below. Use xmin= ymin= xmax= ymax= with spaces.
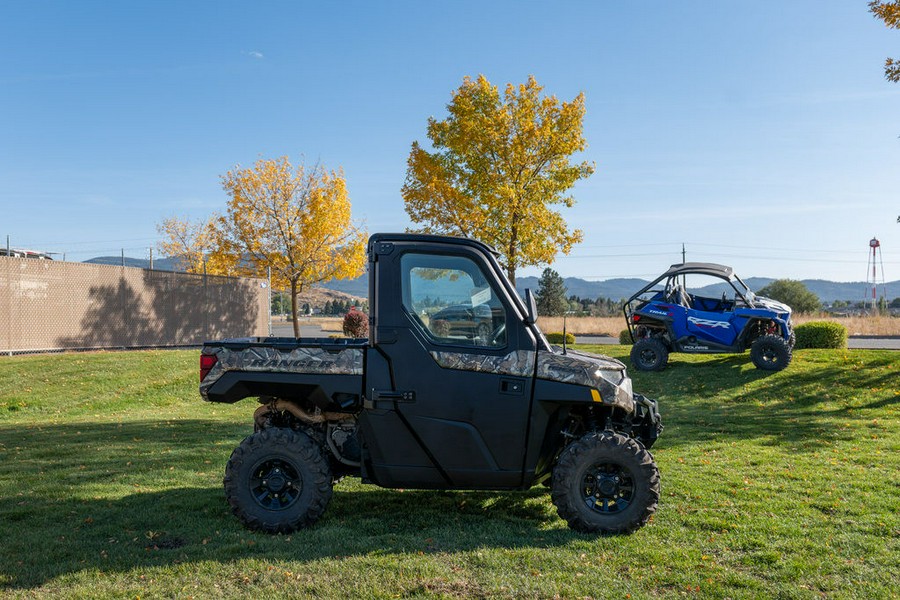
xmin=624 ymin=263 xmax=794 ymax=372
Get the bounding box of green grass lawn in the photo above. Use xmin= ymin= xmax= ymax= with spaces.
xmin=0 ymin=347 xmax=897 ymax=599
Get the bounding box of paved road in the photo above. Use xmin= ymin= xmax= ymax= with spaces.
xmin=271 ymin=323 xmax=900 ymax=350
xmin=575 ymin=335 xmax=900 ymax=350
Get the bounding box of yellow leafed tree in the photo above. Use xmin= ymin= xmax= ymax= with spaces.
xmin=216 ymin=157 xmax=367 ymax=337
xmin=156 ymin=216 xmax=235 ymax=274
xmin=870 ymin=1 xmax=900 ymax=81
xmin=402 ymin=74 xmax=594 ymax=286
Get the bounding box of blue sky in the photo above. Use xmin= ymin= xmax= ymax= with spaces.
xmin=2 ymin=1 xmax=898 ymax=285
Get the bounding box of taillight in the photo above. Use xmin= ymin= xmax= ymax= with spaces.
xmin=200 ymin=354 xmax=218 ymax=381
xmin=632 ymin=314 xmax=641 ymax=323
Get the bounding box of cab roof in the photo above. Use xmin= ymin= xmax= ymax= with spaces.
xmin=369 ymin=233 xmax=500 ymax=257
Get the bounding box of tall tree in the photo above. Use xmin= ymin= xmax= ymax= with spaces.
xmin=535 ymin=267 xmax=569 ymax=317
xmin=217 ymin=157 xmax=366 ymax=337
xmin=757 ymin=279 xmax=821 ymax=315
xmin=402 ymin=75 xmax=594 ymax=286
xmin=156 ymin=216 xmax=234 ymax=274
xmin=870 ymin=1 xmax=900 ymax=81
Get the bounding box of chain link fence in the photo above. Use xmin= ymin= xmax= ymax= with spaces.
xmin=1 ymin=256 xmax=269 ymax=354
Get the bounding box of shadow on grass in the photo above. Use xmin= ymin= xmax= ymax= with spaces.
xmin=0 ymin=484 xmax=576 ymax=589
xmin=634 ymin=351 xmax=898 ymax=451
xmin=0 ymin=419 xmax=573 ymax=590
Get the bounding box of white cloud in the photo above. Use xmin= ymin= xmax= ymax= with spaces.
xmin=244 ymin=50 xmax=264 ymax=59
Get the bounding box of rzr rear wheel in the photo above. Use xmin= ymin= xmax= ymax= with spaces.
xmin=630 ymin=338 xmax=668 ymax=371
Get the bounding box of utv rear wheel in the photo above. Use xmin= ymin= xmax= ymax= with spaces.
xmin=630 ymin=338 xmax=668 ymax=371
xmin=750 ymin=334 xmax=792 ymax=371
xmin=224 ymin=427 xmax=332 ymax=533
xmin=551 ymin=431 xmax=660 ymax=534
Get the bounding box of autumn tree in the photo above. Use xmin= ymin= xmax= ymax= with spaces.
xmin=870 ymin=1 xmax=900 ymax=81
xmin=156 ymin=216 xmax=233 ymax=274
xmin=217 ymin=157 xmax=366 ymax=337
xmin=402 ymin=75 xmax=594 ymax=286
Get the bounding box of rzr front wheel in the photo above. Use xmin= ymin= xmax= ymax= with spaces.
xmin=750 ymin=334 xmax=792 ymax=371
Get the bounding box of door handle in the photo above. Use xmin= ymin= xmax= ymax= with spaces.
xmin=499 ymin=378 xmax=525 ymax=395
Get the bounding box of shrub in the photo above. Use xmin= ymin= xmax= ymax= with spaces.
xmin=546 ymin=332 xmax=576 ymax=344
xmin=342 ymin=309 xmax=369 ymax=338
xmin=794 ymin=321 xmax=848 ymax=349
xmin=619 ymin=329 xmax=633 ymax=345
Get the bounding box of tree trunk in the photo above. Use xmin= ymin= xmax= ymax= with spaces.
xmin=507 ymin=214 xmax=519 ymax=288
xmin=291 ymin=279 xmax=300 ymax=338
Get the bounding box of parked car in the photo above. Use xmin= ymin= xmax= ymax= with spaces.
xmin=430 ymin=303 xmax=498 ymax=340
xmin=0 ymin=248 xmax=53 ymax=259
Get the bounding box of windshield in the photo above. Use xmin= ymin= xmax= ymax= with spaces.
xmin=733 ymin=275 xmax=755 ymax=302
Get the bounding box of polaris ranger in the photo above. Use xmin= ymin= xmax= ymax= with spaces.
xmin=200 ymin=234 xmax=663 ymax=534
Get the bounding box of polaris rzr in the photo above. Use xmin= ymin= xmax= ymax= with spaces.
xmin=624 ymin=263 xmax=794 ymax=371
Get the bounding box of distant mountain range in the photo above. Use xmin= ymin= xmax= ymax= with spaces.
xmin=84 ymin=257 xmax=896 ymax=303
xmin=313 ymin=274 xmax=897 ymax=304
xmin=84 ymin=256 xmax=184 ymax=270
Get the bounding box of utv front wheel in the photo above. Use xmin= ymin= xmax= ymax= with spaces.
xmin=224 ymin=427 xmax=333 ymax=533
xmin=630 ymin=338 xmax=668 ymax=371
xmin=551 ymin=431 xmax=660 ymax=534
xmin=750 ymin=334 xmax=792 ymax=371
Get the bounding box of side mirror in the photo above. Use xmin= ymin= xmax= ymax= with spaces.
xmin=524 ymin=289 xmax=538 ymax=325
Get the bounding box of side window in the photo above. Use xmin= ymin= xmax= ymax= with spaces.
xmin=400 ymin=253 xmax=507 ymax=348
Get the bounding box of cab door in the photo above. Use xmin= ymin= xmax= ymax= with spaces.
xmin=359 ymin=243 xmax=536 ymax=490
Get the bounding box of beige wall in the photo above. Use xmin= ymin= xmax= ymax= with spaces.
xmin=0 ymin=257 xmax=269 ymax=353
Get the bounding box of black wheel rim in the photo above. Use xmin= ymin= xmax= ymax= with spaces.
xmin=639 ymin=347 xmax=657 ymax=367
xmin=249 ymin=458 xmax=302 ymax=511
xmin=759 ymin=345 xmax=778 ymax=364
xmin=582 ymin=461 xmax=635 ymax=514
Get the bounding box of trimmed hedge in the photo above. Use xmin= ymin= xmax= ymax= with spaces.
xmin=619 ymin=329 xmax=633 ymax=345
xmin=546 ymin=332 xmax=576 ymax=345
xmin=794 ymin=321 xmax=848 ymax=349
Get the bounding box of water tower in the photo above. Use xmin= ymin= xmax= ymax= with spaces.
xmin=865 ymin=237 xmax=886 ymax=313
